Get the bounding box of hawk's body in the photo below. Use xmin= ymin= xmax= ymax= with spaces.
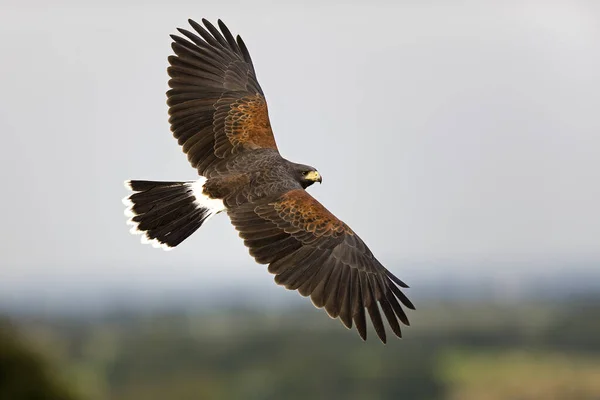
xmin=123 ymin=19 xmax=414 ymax=343
xmin=203 ymin=150 xmax=303 ymax=206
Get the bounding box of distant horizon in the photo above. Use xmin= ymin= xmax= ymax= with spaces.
xmin=2 ymin=259 xmax=598 ymax=316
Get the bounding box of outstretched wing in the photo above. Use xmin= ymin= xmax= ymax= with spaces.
xmin=167 ymin=19 xmax=278 ymax=176
xmin=228 ymin=189 xmax=414 ymax=343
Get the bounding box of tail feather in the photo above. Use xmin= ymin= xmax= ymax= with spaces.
xmin=123 ymin=179 xmax=224 ymax=250
xmin=134 ymin=195 xmax=196 ymax=230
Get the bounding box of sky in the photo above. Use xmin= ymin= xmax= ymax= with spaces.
xmin=0 ymin=0 xmax=599 ymax=306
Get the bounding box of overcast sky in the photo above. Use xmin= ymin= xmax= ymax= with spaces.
xmin=0 ymin=0 xmax=598 ymax=304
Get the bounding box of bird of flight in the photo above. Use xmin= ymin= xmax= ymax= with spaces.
xmin=123 ymin=19 xmax=414 ymax=343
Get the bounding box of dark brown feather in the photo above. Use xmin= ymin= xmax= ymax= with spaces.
xmin=364 ymin=274 xmax=386 ymax=343
xmin=217 ymin=20 xmax=242 ymax=55
xmin=352 ymin=273 xmax=368 ymax=341
xmin=338 ymin=269 xmax=354 ymax=329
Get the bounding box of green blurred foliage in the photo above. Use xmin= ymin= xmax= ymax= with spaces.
xmin=0 ymin=319 xmax=80 ymax=400
xmin=440 ymin=350 xmax=600 ymax=400
xmin=4 ymin=299 xmax=600 ymax=400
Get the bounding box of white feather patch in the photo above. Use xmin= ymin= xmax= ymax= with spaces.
xmin=190 ymin=177 xmax=226 ymax=214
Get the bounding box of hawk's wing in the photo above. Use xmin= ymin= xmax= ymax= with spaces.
xmin=168 ymin=19 xmax=278 ymax=176
xmin=228 ymin=189 xmax=414 ymax=343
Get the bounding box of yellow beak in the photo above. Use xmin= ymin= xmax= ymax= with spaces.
xmin=305 ymin=170 xmax=322 ymax=183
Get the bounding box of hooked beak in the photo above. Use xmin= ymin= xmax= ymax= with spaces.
xmin=306 ymin=170 xmax=322 ymax=184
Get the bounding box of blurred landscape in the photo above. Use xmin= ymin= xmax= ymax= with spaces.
xmin=2 ymin=277 xmax=600 ymax=400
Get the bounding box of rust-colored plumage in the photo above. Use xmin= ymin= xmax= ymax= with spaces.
xmin=124 ymin=18 xmax=414 ymax=343
xmin=223 ymin=94 xmax=277 ymax=152
xmin=271 ymin=190 xmax=349 ymax=238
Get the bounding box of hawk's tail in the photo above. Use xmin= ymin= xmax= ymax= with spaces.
xmin=122 ymin=178 xmax=225 ymax=250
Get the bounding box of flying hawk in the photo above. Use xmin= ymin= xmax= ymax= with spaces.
xmin=123 ymin=19 xmax=414 ymax=343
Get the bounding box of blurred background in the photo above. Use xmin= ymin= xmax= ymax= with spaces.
xmin=1 ymin=0 xmax=599 ymax=399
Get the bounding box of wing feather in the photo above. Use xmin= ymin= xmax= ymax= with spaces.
xmin=352 ymin=274 xmax=368 ymax=341
xmin=338 ymin=267 xmax=354 ymax=329
xmin=168 ymin=19 xmax=278 ymax=177
xmin=218 ymin=20 xmax=242 ymax=55
xmin=227 ymin=189 xmax=412 ymax=343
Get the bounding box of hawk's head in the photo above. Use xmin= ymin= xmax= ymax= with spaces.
xmin=290 ymin=163 xmax=322 ymax=189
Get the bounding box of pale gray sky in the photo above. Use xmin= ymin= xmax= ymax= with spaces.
xmin=1 ymin=1 xmax=599 ymax=304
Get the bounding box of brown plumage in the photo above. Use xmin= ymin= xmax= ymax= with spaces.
xmin=123 ymin=18 xmax=414 ymax=343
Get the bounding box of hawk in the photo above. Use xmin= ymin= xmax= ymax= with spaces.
xmin=123 ymin=19 xmax=414 ymax=343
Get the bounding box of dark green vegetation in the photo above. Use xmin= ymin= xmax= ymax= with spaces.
xmin=3 ymin=299 xmax=600 ymax=400
xmin=0 ymin=319 xmax=78 ymax=400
